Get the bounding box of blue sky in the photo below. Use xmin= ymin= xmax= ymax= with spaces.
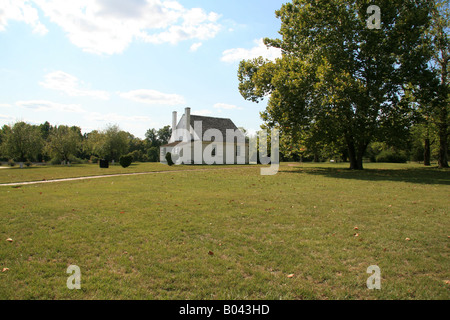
xmin=0 ymin=0 xmax=285 ymax=138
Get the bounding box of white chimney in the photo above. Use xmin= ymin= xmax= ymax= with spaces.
xmin=185 ymin=107 xmax=191 ymax=141
xmin=171 ymin=111 xmax=177 ymax=142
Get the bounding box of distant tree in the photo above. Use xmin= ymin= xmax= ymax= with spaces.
xmin=146 ymin=126 xmax=172 ymax=148
xmin=427 ymin=0 xmax=449 ymax=168
xmin=147 ymin=146 xmax=160 ymax=162
xmin=39 ymin=121 xmax=52 ymax=141
xmin=405 ymin=0 xmax=449 ymax=168
xmin=2 ymin=122 xmax=43 ymax=162
xmin=145 ymin=128 xmax=159 ymax=147
xmin=157 ymin=125 xmax=172 ymax=146
xmin=45 ymin=125 xmax=82 ymax=163
xmin=102 ymin=124 xmax=129 ymax=161
xmin=0 ymin=125 xmax=11 ymax=160
xmin=83 ymin=130 xmax=106 ymax=159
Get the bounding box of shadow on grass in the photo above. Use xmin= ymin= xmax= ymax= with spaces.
xmin=281 ymin=166 xmax=450 ymax=185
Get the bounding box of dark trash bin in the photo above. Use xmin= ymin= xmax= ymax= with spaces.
xmin=99 ymin=159 xmax=109 ymax=168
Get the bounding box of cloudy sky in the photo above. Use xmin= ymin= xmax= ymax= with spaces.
xmin=0 ymin=0 xmax=284 ymax=138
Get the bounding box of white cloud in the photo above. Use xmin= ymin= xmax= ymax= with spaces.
xmin=0 ymin=104 xmax=12 ymax=108
xmin=190 ymin=42 xmax=202 ymax=52
xmin=88 ymin=112 xmax=152 ymax=123
xmin=29 ymin=0 xmax=221 ymax=55
xmin=16 ymin=100 xmax=85 ymax=113
xmin=213 ymin=103 xmax=242 ymax=110
xmin=0 ymin=114 xmax=14 ymax=121
xmin=194 ymin=109 xmax=213 ymax=116
xmin=119 ymin=89 xmax=185 ymax=105
xmin=0 ymin=0 xmax=48 ymax=35
xmin=221 ymin=38 xmax=282 ymax=63
xmin=39 ymin=71 xmax=110 ymax=100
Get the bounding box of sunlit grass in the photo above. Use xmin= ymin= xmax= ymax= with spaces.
xmin=0 ymin=163 xmax=448 ymax=299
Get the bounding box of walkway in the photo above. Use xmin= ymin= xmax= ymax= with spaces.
xmin=0 ymin=166 xmax=254 ymax=187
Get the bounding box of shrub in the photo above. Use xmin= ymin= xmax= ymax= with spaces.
xmin=165 ymin=152 xmax=174 ymax=166
xmin=49 ymin=157 xmax=62 ymax=165
xmin=25 ymin=160 xmax=32 ymax=167
xmin=68 ymin=156 xmax=86 ymax=164
xmin=119 ymin=154 xmax=133 ymax=168
xmin=8 ymin=159 xmax=15 ymax=167
xmin=90 ymin=156 xmax=99 ymax=164
xmin=376 ymin=150 xmax=407 ymax=163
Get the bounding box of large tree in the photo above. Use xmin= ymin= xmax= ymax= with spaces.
xmin=45 ymin=125 xmax=82 ymax=163
xmin=238 ymin=0 xmax=433 ymax=169
xmin=145 ymin=125 xmax=172 ymax=147
xmin=102 ymin=124 xmax=129 ymax=161
xmin=1 ymin=122 xmax=44 ymax=162
xmin=428 ymin=0 xmax=449 ymax=168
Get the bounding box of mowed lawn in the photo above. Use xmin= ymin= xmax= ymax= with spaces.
xmin=0 ymin=162 xmax=448 ymax=299
xmin=0 ymin=162 xmax=236 ymax=184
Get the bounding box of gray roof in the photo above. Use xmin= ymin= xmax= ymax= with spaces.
xmin=176 ymin=114 xmax=246 ymax=142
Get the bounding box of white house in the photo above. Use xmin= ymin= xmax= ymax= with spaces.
xmin=160 ymin=108 xmax=249 ymax=165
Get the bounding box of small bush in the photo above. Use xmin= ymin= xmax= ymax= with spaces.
xmin=8 ymin=159 xmax=15 ymax=167
xmin=68 ymin=156 xmax=86 ymax=164
xmin=165 ymin=152 xmax=174 ymax=166
xmin=25 ymin=160 xmax=32 ymax=167
xmin=119 ymin=154 xmax=133 ymax=168
xmin=90 ymin=156 xmax=99 ymax=164
xmin=376 ymin=150 xmax=407 ymax=163
xmin=49 ymin=157 xmax=62 ymax=165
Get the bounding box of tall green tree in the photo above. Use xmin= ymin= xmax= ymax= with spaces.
xmin=428 ymin=0 xmax=449 ymax=168
xmin=45 ymin=125 xmax=82 ymax=163
xmin=157 ymin=125 xmax=172 ymax=146
xmin=238 ymin=0 xmax=433 ymax=169
xmin=145 ymin=128 xmax=159 ymax=147
xmin=102 ymin=124 xmax=129 ymax=161
xmin=2 ymin=122 xmax=44 ymax=162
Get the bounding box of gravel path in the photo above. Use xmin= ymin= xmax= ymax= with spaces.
xmin=0 ymin=166 xmax=254 ymax=187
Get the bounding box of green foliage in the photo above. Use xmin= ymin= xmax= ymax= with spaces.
xmin=147 ymin=147 xmax=160 ymax=162
xmin=90 ymin=155 xmax=99 ymax=164
xmin=238 ymin=0 xmax=434 ymax=170
xmin=376 ymin=150 xmax=408 ymax=163
xmin=365 ymin=142 xmax=387 ymax=162
xmin=8 ymin=159 xmax=15 ymax=167
xmin=24 ymin=160 xmax=32 ymax=167
xmin=1 ymin=122 xmax=44 ymax=161
xmin=1 ymin=120 xmax=174 ymax=165
xmin=165 ymin=152 xmax=174 ymax=166
xmin=84 ymin=125 xmax=129 ymax=162
xmin=119 ymin=154 xmax=133 ymax=168
xmin=45 ymin=125 xmax=82 ymax=163
xmin=145 ymin=125 xmax=172 ymax=148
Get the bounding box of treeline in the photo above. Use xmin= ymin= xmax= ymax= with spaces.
xmin=0 ymin=121 xmax=172 ymax=165
xmin=278 ymin=120 xmax=445 ymax=164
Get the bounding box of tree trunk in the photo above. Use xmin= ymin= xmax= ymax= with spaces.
xmin=424 ymin=138 xmax=431 ymax=166
xmin=314 ymin=153 xmax=320 ymax=163
xmin=347 ymin=139 xmax=364 ymax=170
xmin=437 ymin=106 xmax=449 ymax=168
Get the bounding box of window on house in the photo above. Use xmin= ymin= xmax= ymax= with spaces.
xmin=236 ymin=145 xmax=241 ymax=156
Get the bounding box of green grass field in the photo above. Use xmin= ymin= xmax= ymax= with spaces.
xmin=0 ymin=162 xmax=448 ymax=299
